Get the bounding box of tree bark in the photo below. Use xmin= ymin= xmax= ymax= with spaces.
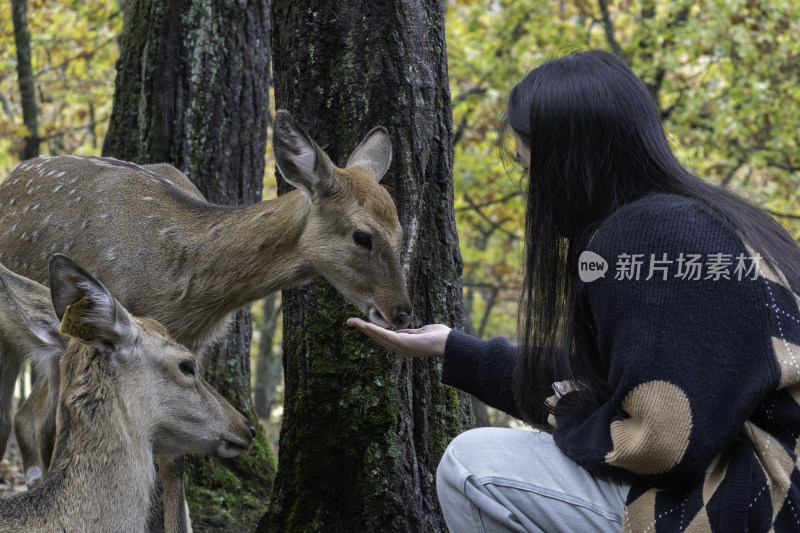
xmin=11 ymin=0 xmax=39 ymax=161
xmin=261 ymin=2 xmax=471 ymax=532
xmin=102 ymin=0 xmax=273 ymax=530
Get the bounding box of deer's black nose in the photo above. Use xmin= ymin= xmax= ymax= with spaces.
xmin=395 ymin=308 xmax=411 ymax=330
xmin=247 ymin=423 xmax=257 ymax=438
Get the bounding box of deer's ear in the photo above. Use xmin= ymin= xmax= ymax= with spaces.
xmin=48 ymin=254 xmax=136 ymax=353
xmin=0 ymin=262 xmax=65 ymax=353
xmin=273 ymin=110 xmax=336 ymax=200
xmin=346 ymin=126 xmax=392 ymax=183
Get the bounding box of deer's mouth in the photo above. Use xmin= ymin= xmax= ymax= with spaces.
xmin=216 ymin=436 xmax=253 ymax=458
xmin=367 ymin=306 xmax=393 ymax=330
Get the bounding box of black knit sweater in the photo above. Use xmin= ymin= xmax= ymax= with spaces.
xmin=442 ymin=193 xmax=800 ymax=532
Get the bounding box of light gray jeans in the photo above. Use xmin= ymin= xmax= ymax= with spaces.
xmin=436 ymin=427 xmax=631 ymax=533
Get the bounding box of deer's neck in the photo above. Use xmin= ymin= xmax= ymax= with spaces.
xmin=0 ymin=393 xmax=154 ymax=532
xmin=187 ymin=189 xmax=313 ymax=302
xmin=155 ymin=190 xmax=313 ymax=351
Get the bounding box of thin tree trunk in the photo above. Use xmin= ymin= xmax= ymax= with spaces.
xmin=261 ymin=1 xmax=470 ymax=531
xmin=102 ymin=0 xmax=273 ymax=530
xmin=11 ymin=0 xmax=39 ymax=160
xmin=254 ymin=294 xmax=282 ymax=419
xmin=463 ymin=288 xmax=490 ymax=428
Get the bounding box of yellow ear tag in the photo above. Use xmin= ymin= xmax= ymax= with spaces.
xmin=59 ymin=297 xmax=97 ymax=344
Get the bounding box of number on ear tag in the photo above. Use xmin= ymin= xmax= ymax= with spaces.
xmin=59 ymin=297 xmax=97 ymax=344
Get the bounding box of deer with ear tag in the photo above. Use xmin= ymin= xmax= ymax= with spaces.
xmin=0 ymin=255 xmax=254 ymax=533
xmin=0 ymin=111 xmax=411 ymax=532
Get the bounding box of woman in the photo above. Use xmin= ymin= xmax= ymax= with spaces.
xmin=348 ymin=49 xmax=800 ymax=532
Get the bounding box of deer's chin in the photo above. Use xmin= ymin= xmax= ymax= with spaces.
xmin=367 ymin=307 xmax=392 ymax=330
xmin=215 ymin=437 xmax=253 ymax=459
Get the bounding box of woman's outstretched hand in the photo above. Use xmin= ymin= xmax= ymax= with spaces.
xmin=346 ymin=318 xmax=451 ymax=358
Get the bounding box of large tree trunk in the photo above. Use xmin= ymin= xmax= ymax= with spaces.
xmin=261 ymin=2 xmax=470 ymax=532
xmin=102 ymin=0 xmax=273 ymax=531
xmin=11 ymin=0 xmax=39 ymax=161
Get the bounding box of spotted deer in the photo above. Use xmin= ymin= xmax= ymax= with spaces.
xmin=0 ymin=255 xmax=255 ymax=533
xmin=0 ymin=111 xmax=411 ymax=532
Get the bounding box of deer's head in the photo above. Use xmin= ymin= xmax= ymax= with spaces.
xmin=273 ymin=111 xmax=412 ymax=330
xmin=47 ymin=255 xmax=255 ymax=458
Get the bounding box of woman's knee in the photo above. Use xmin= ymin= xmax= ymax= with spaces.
xmin=437 ymin=427 xmax=527 ymax=491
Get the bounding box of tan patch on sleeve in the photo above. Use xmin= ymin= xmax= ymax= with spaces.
xmin=605 ymin=380 xmax=693 ymax=475
xmin=754 ymin=249 xmax=800 ymax=311
xmin=743 ymin=421 xmax=794 ymax=523
xmin=622 ymin=488 xmax=658 ymax=532
xmin=702 ymin=452 xmax=729 ymax=505
xmin=771 ymin=337 xmax=800 ymax=390
xmin=684 ymin=508 xmax=712 ymax=533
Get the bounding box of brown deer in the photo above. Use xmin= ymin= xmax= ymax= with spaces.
xmin=0 ymin=255 xmax=255 ymax=533
xmin=0 ymin=111 xmax=411 ymax=531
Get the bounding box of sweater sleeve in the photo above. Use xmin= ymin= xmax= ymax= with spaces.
xmin=442 ymin=330 xmax=540 ymax=422
xmin=553 ymin=194 xmax=779 ymax=486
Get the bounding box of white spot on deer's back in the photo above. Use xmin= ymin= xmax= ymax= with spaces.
xmin=53 ymin=184 xmax=64 ymax=193
xmin=105 ymin=246 xmax=121 ymax=262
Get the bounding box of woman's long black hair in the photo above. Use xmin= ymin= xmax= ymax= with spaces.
xmin=505 ymin=49 xmax=800 ymax=428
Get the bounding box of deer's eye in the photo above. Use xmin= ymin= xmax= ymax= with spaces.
xmin=179 ymin=360 xmax=196 ymax=376
xmin=353 ymin=231 xmax=372 ymax=250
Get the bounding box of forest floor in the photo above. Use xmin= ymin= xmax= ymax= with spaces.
xmin=0 ymin=430 xmax=26 ymax=497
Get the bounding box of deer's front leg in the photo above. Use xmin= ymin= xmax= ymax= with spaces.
xmin=13 ymin=393 xmax=41 ymax=487
xmin=159 ymin=454 xmax=193 ymax=533
xmin=0 ymin=356 xmax=21 ymax=464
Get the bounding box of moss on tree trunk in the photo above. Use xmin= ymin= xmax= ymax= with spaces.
xmin=103 ymin=0 xmax=275 ymax=530
xmin=261 ymin=1 xmax=471 ymax=532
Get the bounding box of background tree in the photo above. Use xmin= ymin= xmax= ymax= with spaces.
xmin=0 ymin=1 xmax=121 ymax=174
xmin=102 ymin=0 xmax=273 ymax=530
xmin=11 ymin=0 xmax=38 ymax=160
xmin=260 ymin=0 xmax=471 ymax=531
xmin=253 ymin=294 xmax=282 ymax=419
